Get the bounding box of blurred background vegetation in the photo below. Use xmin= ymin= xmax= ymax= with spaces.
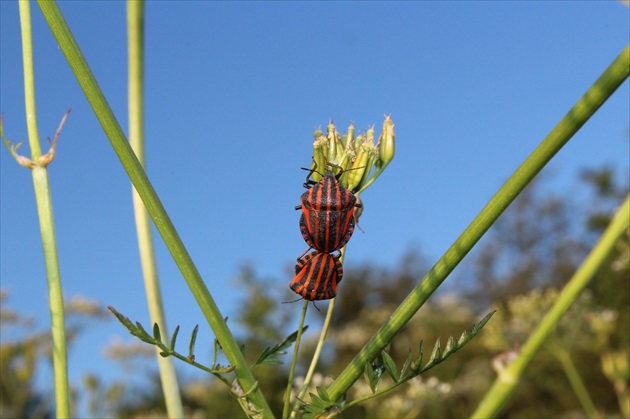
xmin=1 ymin=162 xmax=628 ymax=418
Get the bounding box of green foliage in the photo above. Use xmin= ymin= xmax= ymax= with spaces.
xmin=328 ymin=312 xmax=495 ymax=415
xmin=108 ymin=306 xmax=236 ymax=382
xmin=297 ymin=386 xmax=344 ymax=419
xmin=252 ymin=326 xmax=309 ymax=368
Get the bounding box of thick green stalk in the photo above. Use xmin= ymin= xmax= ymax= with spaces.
xmin=18 ymin=1 xmax=69 ymax=417
xmin=36 ymin=1 xmax=273 ymax=416
xmin=472 ymin=195 xmax=629 ymax=418
xmin=326 ymin=44 xmax=630 ymax=402
xmin=127 ymin=2 xmax=184 ymax=417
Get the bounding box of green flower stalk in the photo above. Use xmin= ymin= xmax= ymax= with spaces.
xmin=288 ymin=116 xmax=395 ymax=416
xmin=3 ymin=6 xmax=73 ymax=416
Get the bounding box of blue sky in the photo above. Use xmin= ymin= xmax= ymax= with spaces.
xmin=1 ymin=1 xmax=628 ymax=411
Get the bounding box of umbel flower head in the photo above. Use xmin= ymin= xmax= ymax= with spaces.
xmin=308 ymin=115 xmax=395 ymax=194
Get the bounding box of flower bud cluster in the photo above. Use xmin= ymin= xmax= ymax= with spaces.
xmin=309 ymin=115 xmax=395 ymax=194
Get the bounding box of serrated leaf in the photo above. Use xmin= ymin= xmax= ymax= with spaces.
xmin=400 ymin=350 xmax=412 ymax=379
xmin=381 ymin=351 xmax=399 ymax=382
xmin=152 ymin=323 xmax=162 ymax=343
xmin=411 ymin=340 xmax=424 ymax=372
xmin=444 ymin=336 xmax=455 ymax=355
xmin=458 ymin=329 xmax=469 ymax=346
xmin=457 ymin=310 xmax=496 ymax=348
xmin=130 ymin=322 xmax=154 ymax=344
xmin=316 ymin=386 xmax=331 ymax=402
xmin=307 ymin=392 xmax=325 ymax=408
xmin=429 ymin=338 xmax=442 ymax=364
xmin=251 ymin=326 xmax=309 ymax=367
xmin=372 ymin=355 xmax=385 ymax=380
xmin=419 ymin=310 xmax=496 ymax=374
xmin=108 ymin=306 xmax=135 ymax=331
xmin=364 ymin=362 xmax=379 ymax=393
xmin=189 ymin=325 xmax=199 ymax=359
xmin=169 ymin=325 xmax=180 ymax=352
xmin=472 ymin=310 xmax=496 ymax=334
xmin=108 ymin=307 xmax=153 ymax=344
xmin=211 ymin=337 xmax=220 ymax=368
xmin=134 ymin=321 xmax=151 ymax=338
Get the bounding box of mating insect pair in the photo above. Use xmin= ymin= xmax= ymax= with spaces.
xmin=290 ymin=161 xmax=361 ymax=300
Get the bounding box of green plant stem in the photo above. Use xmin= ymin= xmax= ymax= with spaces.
xmin=127 ymin=2 xmax=184 ymax=418
xmin=472 ymin=194 xmax=630 ymax=418
xmin=344 ymin=375 xmax=414 ymax=411
xmin=18 ymin=2 xmax=69 ymax=417
xmin=283 ymin=300 xmax=309 ymax=419
xmin=548 ymin=342 xmax=599 ymax=418
xmin=290 ymin=247 xmax=346 ymax=418
xmin=36 ymin=2 xmax=273 ymax=416
xmin=294 ymin=299 xmax=335 ymax=406
xmin=325 ymin=44 xmax=630 ymax=403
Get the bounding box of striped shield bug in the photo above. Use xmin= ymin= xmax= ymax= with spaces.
xmin=290 ymin=251 xmax=343 ymax=301
xmin=295 ymin=161 xmax=362 ymax=253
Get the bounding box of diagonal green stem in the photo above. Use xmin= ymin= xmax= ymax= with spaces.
xmin=325 ymin=44 xmax=630 ymax=403
xmin=18 ymin=2 xmax=70 ymax=417
xmin=548 ymin=342 xmax=599 ymax=418
xmin=472 ymin=194 xmax=629 ymax=418
xmin=126 ymin=2 xmax=184 ymax=417
xmin=36 ymin=1 xmax=272 ymax=416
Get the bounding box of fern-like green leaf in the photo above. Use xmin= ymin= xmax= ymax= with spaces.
xmin=251 ymin=326 xmax=308 ymax=367
xmin=211 ymin=337 xmax=221 ymax=368
xmin=364 ymin=361 xmax=379 ymax=393
xmin=152 ymin=323 xmax=162 ymax=343
xmin=382 ymin=350 xmax=399 ymax=383
xmin=301 ymin=392 xmax=340 ymax=419
xmin=169 ymin=325 xmax=180 ymax=352
xmin=188 ymin=325 xmax=199 ymax=359
xmin=108 ymin=307 xmax=155 ymax=344
xmin=419 ymin=310 xmax=496 ymax=374
xmin=411 ymin=340 xmax=423 ymax=372
xmin=429 ymin=338 xmax=442 ymax=364
xmin=400 ymin=350 xmax=412 ymax=380
xmin=316 ymin=386 xmax=331 ymax=403
xmin=444 ymin=336 xmax=455 ymax=355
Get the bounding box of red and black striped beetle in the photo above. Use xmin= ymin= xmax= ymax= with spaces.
xmin=295 ymin=161 xmax=362 ymax=253
xmin=290 ymin=251 xmax=343 ymax=301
